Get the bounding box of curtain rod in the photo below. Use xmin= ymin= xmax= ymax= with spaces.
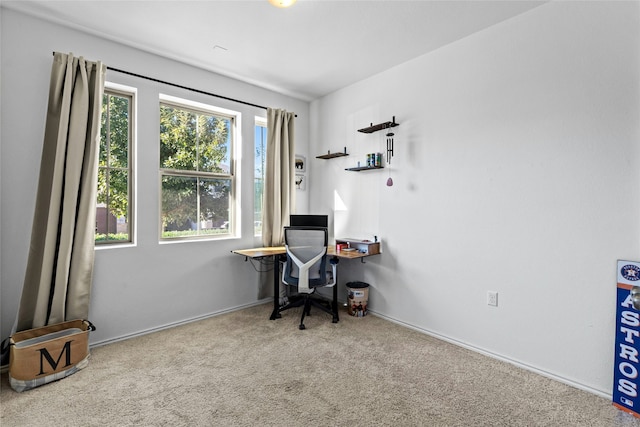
xmin=52 ymin=52 xmax=296 ymax=116
xmin=110 ymin=66 xmax=272 ymax=110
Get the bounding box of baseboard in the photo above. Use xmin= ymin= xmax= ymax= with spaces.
xmin=368 ymin=309 xmax=612 ymax=401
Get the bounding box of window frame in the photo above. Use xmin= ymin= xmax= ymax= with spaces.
xmin=158 ymin=94 xmax=240 ymax=242
xmin=96 ymin=83 xmax=136 ymax=247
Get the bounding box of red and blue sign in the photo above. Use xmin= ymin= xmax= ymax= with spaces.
xmin=613 ymin=260 xmax=640 ymax=418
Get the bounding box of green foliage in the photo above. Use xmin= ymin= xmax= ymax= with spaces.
xmin=159 ymin=104 xmax=230 ymax=173
xmin=159 ymin=104 xmax=232 ymax=233
xmin=96 ymin=93 xmax=130 ymax=244
xmin=98 ymin=93 xmax=130 ymax=220
xmin=161 ymin=229 xmax=227 ymax=239
xmin=95 ymin=233 xmax=130 ymax=242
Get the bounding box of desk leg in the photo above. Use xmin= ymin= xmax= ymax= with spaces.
xmin=270 ymin=254 xmax=282 ymax=320
xmin=332 ymin=256 xmax=340 ymax=323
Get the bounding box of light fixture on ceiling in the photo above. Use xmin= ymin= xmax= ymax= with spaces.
xmin=269 ymin=0 xmax=297 ymax=8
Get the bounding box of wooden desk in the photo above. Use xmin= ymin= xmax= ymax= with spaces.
xmin=232 ymin=246 xmax=287 ymax=259
xmin=232 ymin=245 xmax=376 ymax=321
xmin=232 ymin=245 xmax=371 ymax=260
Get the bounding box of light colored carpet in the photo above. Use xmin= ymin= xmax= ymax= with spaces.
xmin=1 ymin=303 xmax=638 ymax=426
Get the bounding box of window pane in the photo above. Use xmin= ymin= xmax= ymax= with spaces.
xmin=199 ymin=177 xmax=231 ymax=232
xmin=160 ymin=104 xmax=197 ymax=171
xmin=97 ymin=90 xmax=132 ymax=244
xmin=161 ymin=175 xmax=231 ymax=238
xmin=198 ymin=114 xmax=231 ymax=173
xmin=109 ymin=95 xmax=129 ymax=168
xmin=96 ymin=168 xmax=108 ymax=235
xmin=254 ymin=124 xmax=266 ymax=235
xmin=96 ymin=169 xmax=130 ymax=242
xmin=162 ymin=175 xmax=198 ymax=236
xmin=108 ymin=169 xmax=129 ymax=219
xmin=100 ymin=94 xmax=108 ymax=167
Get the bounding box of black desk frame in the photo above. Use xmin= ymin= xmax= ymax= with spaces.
xmin=232 ymin=246 xmax=375 ymax=323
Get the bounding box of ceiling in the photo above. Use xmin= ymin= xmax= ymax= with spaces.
xmin=4 ymin=0 xmax=546 ymax=101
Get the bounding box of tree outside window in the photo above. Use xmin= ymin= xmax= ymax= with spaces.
xmin=159 ymin=99 xmax=236 ymax=239
xmin=96 ymin=89 xmax=132 ymax=244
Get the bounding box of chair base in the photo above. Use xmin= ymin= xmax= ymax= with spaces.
xmin=278 ymin=292 xmax=339 ymax=329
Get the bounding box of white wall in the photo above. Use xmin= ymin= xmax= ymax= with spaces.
xmin=0 ymin=9 xmax=309 ymax=345
xmin=310 ymin=1 xmax=639 ymax=396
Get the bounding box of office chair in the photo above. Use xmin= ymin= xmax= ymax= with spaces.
xmin=280 ymin=226 xmax=338 ymax=330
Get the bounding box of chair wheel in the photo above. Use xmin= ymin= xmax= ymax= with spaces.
xmin=299 ymin=324 xmax=306 ymax=330
xmin=332 ymin=317 xmax=338 ymax=323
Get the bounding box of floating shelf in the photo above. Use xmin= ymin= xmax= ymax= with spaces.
xmin=316 ymin=147 xmax=349 ymax=160
xmin=357 ymin=116 xmax=400 ymax=134
xmin=345 ymin=165 xmax=384 ymax=172
xmin=317 ymin=152 xmax=348 ymax=159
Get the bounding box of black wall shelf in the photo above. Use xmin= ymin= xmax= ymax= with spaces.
xmin=357 ymin=116 xmax=399 ymax=134
xmin=345 ymin=165 xmax=384 ymax=172
xmin=316 ymin=147 xmax=349 ymax=160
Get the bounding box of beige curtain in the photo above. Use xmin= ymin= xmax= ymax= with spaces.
xmin=15 ymin=52 xmax=106 ymax=331
xmin=262 ymin=108 xmax=296 ymax=247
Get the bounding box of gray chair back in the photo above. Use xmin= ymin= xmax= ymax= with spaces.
xmin=283 ymin=226 xmax=328 ymax=287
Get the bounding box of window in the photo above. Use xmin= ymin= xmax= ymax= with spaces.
xmin=254 ymin=119 xmax=267 ymax=235
xmin=96 ymin=86 xmax=134 ymax=244
xmin=159 ymin=95 xmax=238 ymax=240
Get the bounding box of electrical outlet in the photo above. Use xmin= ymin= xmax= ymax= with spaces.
xmin=487 ymin=291 xmax=498 ymax=307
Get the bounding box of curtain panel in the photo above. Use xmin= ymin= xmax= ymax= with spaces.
xmin=262 ymin=108 xmax=296 ymax=247
xmin=16 ymin=52 xmax=106 ymax=332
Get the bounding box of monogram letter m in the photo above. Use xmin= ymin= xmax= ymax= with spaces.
xmin=38 ymin=340 xmax=73 ymax=375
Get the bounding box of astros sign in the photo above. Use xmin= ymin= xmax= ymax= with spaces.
xmin=613 ymin=260 xmax=640 ymax=418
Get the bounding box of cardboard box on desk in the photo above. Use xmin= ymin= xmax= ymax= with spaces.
xmin=335 ymin=238 xmax=380 ymax=255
